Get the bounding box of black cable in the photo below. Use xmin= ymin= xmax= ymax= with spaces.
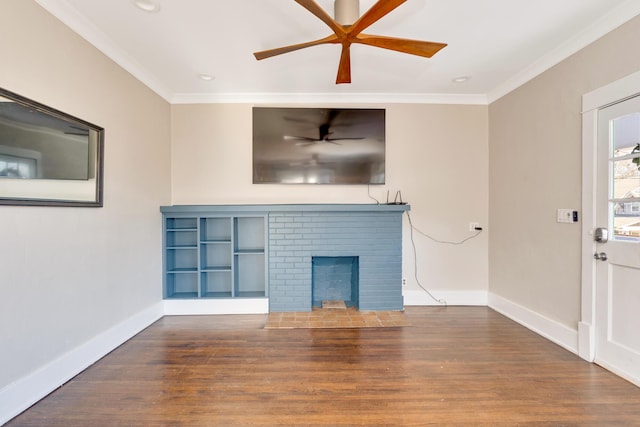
xmin=405 ymin=211 xmax=483 ymax=305
xmin=410 ymin=219 xmax=483 ymax=245
xmin=367 ymin=184 xmax=380 ymax=204
xmin=365 ymin=188 xmax=482 ymax=305
xmin=406 ymin=211 xmax=448 ymax=305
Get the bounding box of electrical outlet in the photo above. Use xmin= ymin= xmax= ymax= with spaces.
xmin=469 ymin=222 xmax=480 ymax=231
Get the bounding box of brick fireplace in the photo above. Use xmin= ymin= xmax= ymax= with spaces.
xmin=267 ymin=204 xmax=409 ymax=312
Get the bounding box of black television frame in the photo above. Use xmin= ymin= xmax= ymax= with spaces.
xmin=252 ymin=107 xmax=385 ymax=185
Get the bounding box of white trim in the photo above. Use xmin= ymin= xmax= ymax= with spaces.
xmin=580 ymin=108 xmax=598 ymax=362
xmin=488 ymin=1 xmax=640 ymax=103
xmin=34 ymin=0 xmax=640 ymax=106
xmin=34 ymin=0 xmax=173 ymax=102
xmin=169 ymin=92 xmax=489 ymax=105
xmin=594 ymin=358 xmax=640 ymax=388
xmin=488 ymin=293 xmax=578 ymax=355
xmin=163 ymin=298 xmax=269 ymax=315
xmin=0 ymin=302 xmax=164 ymax=426
xmin=578 ymin=321 xmax=595 ymax=362
xmin=580 ymin=69 xmax=640 ymax=364
xmin=403 ymin=290 xmax=488 ymax=306
xmin=583 ymin=69 xmax=640 ymax=112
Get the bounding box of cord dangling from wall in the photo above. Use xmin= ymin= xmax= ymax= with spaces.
xmin=405 ymin=210 xmax=483 ymax=305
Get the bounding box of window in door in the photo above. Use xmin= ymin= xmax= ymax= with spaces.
xmin=610 ymin=112 xmax=640 ymax=241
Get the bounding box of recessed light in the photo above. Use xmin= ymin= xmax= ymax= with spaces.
xmin=452 ymin=76 xmax=470 ymax=83
xmin=198 ymin=74 xmax=215 ymax=81
xmin=132 ymin=0 xmax=160 ymax=13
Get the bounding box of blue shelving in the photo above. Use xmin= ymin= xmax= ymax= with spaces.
xmin=162 ymin=208 xmax=267 ymax=299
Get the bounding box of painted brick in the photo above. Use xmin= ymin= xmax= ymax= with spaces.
xmin=267 ymin=209 xmax=404 ymax=312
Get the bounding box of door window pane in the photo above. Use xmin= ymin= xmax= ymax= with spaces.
xmin=611 ymin=113 xmax=640 ymax=241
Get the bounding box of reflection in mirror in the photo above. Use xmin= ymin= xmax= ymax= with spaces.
xmin=0 ymin=88 xmax=103 ymax=206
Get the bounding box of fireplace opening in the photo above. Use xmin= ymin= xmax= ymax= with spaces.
xmin=312 ymin=256 xmax=359 ymax=309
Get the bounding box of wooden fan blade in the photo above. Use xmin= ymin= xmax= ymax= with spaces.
xmin=349 ymin=0 xmax=406 ymax=37
xmin=354 ymin=34 xmax=447 ymax=58
xmin=254 ymin=34 xmax=338 ymax=60
xmin=295 ymin=0 xmax=346 ymax=36
xmin=336 ymin=44 xmax=352 ymax=84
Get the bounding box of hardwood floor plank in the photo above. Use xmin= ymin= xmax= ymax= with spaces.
xmin=6 ymin=307 xmax=640 ymax=426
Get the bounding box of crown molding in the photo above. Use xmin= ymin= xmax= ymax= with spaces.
xmin=32 ymin=0 xmax=488 ymax=106
xmin=487 ymin=0 xmax=640 ymax=103
xmin=170 ymin=92 xmax=489 ymax=105
xmin=35 ymin=0 xmax=640 ymax=107
xmin=34 ymin=0 xmax=174 ymax=102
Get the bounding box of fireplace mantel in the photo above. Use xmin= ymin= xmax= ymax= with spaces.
xmin=162 ymin=203 xmax=409 ymax=213
xmin=161 ymin=203 xmax=410 ymax=313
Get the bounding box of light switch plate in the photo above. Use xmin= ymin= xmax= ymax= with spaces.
xmin=557 ymin=209 xmax=575 ymax=223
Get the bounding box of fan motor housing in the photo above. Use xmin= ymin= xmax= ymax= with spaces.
xmin=335 ymin=0 xmax=359 ymax=25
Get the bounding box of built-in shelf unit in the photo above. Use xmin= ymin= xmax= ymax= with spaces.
xmin=162 ymin=206 xmax=267 ymax=300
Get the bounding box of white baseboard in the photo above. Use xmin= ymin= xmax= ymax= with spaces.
xmin=488 ymin=293 xmax=578 ymax=354
xmin=578 ymin=321 xmax=595 ymax=361
xmin=0 ymin=302 xmax=164 ymax=426
xmin=594 ymin=358 xmax=640 ymax=388
xmin=403 ymin=289 xmax=488 ymax=306
xmin=1 ymin=298 xmax=268 ymax=424
xmin=163 ymin=298 xmax=269 ymax=315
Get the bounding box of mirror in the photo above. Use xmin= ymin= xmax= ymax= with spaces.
xmin=0 ymin=87 xmax=104 ymax=207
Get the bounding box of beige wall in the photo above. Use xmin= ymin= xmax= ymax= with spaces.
xmin=489 ymin=15 xmax=640 ymax=328
xmin=0 ymin=0 xmax=171 ymax=389
xmin=171 ymin=103 xmax=489 ymax=297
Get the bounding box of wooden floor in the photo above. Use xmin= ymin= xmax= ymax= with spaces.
xmin=7 ymin=307 xmax=640 ymax=426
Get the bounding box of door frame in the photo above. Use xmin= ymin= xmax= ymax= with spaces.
xmin=580 ymin=69 xmax=640 ymax=362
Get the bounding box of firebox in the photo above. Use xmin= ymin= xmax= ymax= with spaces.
xmin=312 ymin=256 xmax=359 ymax=308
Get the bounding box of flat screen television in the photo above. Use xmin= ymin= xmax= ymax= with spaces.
xmin=253 ymin=107 xmax=385 ymax=185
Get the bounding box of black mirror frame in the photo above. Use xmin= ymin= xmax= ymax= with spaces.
xmin=0 ymin=87 xmax=104 ymax=207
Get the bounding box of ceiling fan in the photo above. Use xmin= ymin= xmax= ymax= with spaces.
xmin=254 ymin=0 xmax=447 ymax=84
xmin=284 ymin=109 xmax=364 ymax=146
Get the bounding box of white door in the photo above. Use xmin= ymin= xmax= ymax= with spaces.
xmin=594 ymin=95 xmax=640 ymax=385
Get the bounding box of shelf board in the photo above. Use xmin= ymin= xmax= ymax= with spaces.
xmin=202 ymin=266 xmax=232 ymax=272
xmin=201 ymin=240 xmax=232 ymax=244
xmin=234 ymin=249 xmax=264 ymax=254
xmin=167 ymin=228 xmax=197 ymax=232
xmin=202 ymin=292 xmax=233 ymax=298
xmin=167 ymin=245 xmax=197 ymax=249
xmin=236 ymin=291 xmax=266 ymax=298
xmin=166 ymin=291 xmax=199 ymax=299
xmin=167 ymin=268 xmax=198 ymax=273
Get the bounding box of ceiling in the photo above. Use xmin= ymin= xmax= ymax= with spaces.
xmin=35 ymin=0 xmax=640 ymax=104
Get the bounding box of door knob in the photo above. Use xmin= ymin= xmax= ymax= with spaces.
xmin=594 ymin=252 xmax=608 ymax=261
xmin=594 ymin=228 xmax=608 ymax=243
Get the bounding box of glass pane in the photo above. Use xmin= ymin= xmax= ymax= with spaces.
xmin=611 ymin=113 xmax=640 ymax=241
xmin=612 ymin=157 xmax=640 ymax=199
xmin=612 ymin=112 xmax=640 ymax=156
xmin=613 ymin=213 xmax=640 ymax=241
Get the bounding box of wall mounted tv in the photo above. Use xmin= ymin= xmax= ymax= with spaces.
xmin=253 ymin=107 xmax=385 ymax=185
